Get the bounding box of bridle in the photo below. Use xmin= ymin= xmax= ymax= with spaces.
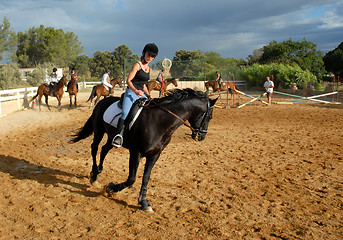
xmin=150 ymin=99 xmax=213 ymax=139
xmin=192 ymin=100 xmax=213 ymax=139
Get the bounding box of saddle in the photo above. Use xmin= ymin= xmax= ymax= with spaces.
xmin=103 ymin=94 xmax=148 ymax=130
xmin=47 ymin=83 xmax=57 ymax=96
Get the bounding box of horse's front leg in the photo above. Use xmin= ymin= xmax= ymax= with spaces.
xmin=106 ymin=150 xmax=141 ymax=194
xmin=57 ymin=97 xmax=62 ymax=111
xmin=69 ymin=95 xmax=72 ymax=108
xmin=74 ymin=95 xmax=77 ymax=107
xmin=138 ymin=153 xmax=160 ymax=212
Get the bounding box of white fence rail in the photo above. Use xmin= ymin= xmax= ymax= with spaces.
xmin=82 ymin=82 xmax=101 ymax=88
xmin=0 ymin=87 xmax=38 ymax=116
xmin=81 ymin=81 xmax=124 ymax=88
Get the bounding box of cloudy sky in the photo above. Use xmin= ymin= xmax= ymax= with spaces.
xmin=1 ymin=0 xmax=342 ymax=62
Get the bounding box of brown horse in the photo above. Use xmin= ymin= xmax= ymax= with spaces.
xmin=67 ymin=74 xmax=78 ymax=108
xmin=205 ymin=81 xmax=241 ymax=99
xmin=147 ymin=78 xmax=178 ymax=97
xmin=86 ymin=77 xmax=122 ymax=107
xmin=31 ymin=75 xmax=68 ymax=111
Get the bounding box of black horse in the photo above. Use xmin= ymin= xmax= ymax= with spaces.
xmin=71 ymin=88 xmax=218 ymax=212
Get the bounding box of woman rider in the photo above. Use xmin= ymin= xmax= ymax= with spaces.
xmin=112 ymin=43 xmax=158 ymax=147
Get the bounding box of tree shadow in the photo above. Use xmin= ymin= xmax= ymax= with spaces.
xmin=0 ymin=154 xmax=139 ymax=210
xmin=0 ymin=154 xmax=98 ymax=197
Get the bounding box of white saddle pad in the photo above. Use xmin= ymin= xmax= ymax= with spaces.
xmin=103 ymin=101 xmax=122 ymax=128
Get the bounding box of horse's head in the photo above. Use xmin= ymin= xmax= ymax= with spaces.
xmin=171 ymin=78 xmax=178 ymax=87
xmin=71 ymin=74 xmax=77 ymax=82
xmin=111 ymin=77 xmax=122 ymax=87
xmin=190 ymin=96 xmax=218 ymax=141
xmin=60 ymin=75 xmax=68 ymax=86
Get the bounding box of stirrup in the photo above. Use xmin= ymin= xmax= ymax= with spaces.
xmin=112 ymin=134 xmax=123 ymax=147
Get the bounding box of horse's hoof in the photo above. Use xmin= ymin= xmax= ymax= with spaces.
xmin=142 ymin=206 xmax=154 ymax=213
xmin=106 ymin=182 xmax=115 ymax=193
xmin=89 ymin=172 xmax=97 ymax=184
xmin=100 ymin=184 xmax=111 ymax=197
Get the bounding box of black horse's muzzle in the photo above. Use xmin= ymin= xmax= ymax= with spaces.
xmin=191 ymin=129 xmax=207 ymax=141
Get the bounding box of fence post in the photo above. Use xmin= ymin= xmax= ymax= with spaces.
xmin=17 ymin=89 xmax=21 ymax=111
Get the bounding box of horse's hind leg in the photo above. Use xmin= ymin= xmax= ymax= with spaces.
xmin=89 ymin=127 xmax=106 ymax=184
xmin=38 ymin=95 xmax=43 ymax=111
xmin=44 ymin=95 xmax=51 ymax=111
xmin=94 ymin=96 xmax=100 ymax=106
xmin=98 ymin=138 xmax=114 ymax=173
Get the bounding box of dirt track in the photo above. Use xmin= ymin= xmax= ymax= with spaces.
xmin=0 ymin=92 xmax=342 ymax=239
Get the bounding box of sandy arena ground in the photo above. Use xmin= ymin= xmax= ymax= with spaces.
xmin=0 ymin=91 xmax=342 ymax=239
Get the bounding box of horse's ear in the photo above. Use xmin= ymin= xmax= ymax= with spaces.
xmin=209 ymin=97 xmax=219 ymax=106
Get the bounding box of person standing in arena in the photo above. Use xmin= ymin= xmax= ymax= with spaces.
xmin=263 ymin=76 xmax=274 ymax=105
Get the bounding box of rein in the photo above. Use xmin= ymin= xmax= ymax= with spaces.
xmin=150 ymin=101 xmax=195 ymax=132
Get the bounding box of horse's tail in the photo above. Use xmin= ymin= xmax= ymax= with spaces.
xmin=86 ymin=86 xmax=96 ymax=102
xmin=30 ymin=92 xmax=39 ymax=102
xmin=70 ymin=114 xmax=94 ymax=143
xmin=235 ymin=84 xmax=240 ymax=91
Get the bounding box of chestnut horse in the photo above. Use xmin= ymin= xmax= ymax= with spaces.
xmin=67 ymin=74 xmax=78 ymax=108
xmin=86 ymin=77 xmax=122 ymax=107
xmin=31 ymin=75 xmax=68 ymax=111
xmin=147 ymin=78 xmax=178 ymax=97
xmin=205 ymin=81 xmax=241 ymax=99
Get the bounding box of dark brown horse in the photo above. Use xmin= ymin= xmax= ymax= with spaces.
xmin=86 ymin=77 xmax=122 ymax=107
xmin=31 ymin=75 xmax=68 ymax=111
xmin=67 ymin=74 xmax=78 ymax=108
xmin=205 ymin=81 xmax=241 ymax=99
xmin=147 ymin=78 xmax=178 ymax=97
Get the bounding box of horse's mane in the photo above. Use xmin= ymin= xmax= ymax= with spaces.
xmin=59 ymin=75 xmax=66 ymax=82
xmin=111 ymin=77 xmax=120 ymax=82
xmin=147 ymin=88 xmax=207 ymax=108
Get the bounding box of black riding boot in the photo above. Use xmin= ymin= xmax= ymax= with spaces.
xmin=108 ymin=87 xmax=112 ymax=96
xmin=112 ymin=118 xmax=124 ymax=147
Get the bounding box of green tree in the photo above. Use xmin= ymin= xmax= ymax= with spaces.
xmin=258 ymin=39 xmax=325 ymax=80
xmin=171 ymin=50 xmax=205 ymax=79
xmin=89 ymin=50 xmax=113 ymax=78
xmin=247 ymin=48 xmax=263 ymax=65
xmin=26 ymin=63 xmax=54 ymax=86
xmin=0 ymin=17 xmax=17 ymax=63
xmin=16 ymin=25 xmax=83 ymax=67
xmin=323 ymin=42 xmax=343 ymax=75
xmin=203 ymin=51 xmax=245 ymax=81
xmin=112 ymin=45 xmax=134 ymax=78
xmin=70 ymin=54 xmax=91 ymax=79
xmin=0 ymin=64 xmax=21 ymax=89
xmin=239 ymin=63 xmax=317 ymax=89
